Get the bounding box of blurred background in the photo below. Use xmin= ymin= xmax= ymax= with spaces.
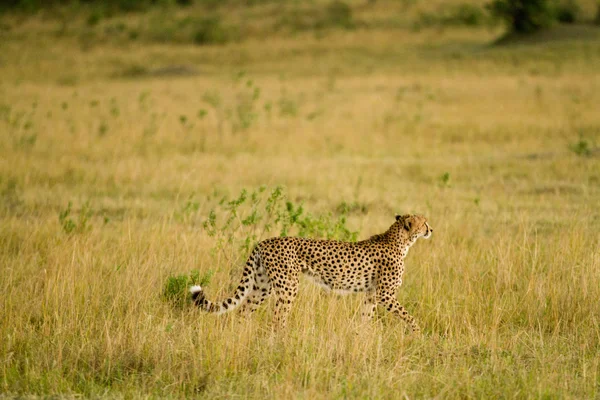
xmin=1 ymin=0 xmax=599 ymax=398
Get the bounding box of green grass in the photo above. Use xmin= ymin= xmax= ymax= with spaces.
xmin=1 ymin=2 xmax=600 ymax=398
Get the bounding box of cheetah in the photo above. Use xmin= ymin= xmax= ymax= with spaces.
xmin=190 ymin=214 xmax=432 ymax=332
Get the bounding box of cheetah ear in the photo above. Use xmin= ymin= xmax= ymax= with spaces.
xmin=403 ymin=216 xmax=412 ymax=231
xmin=396 ymin=214 xmax=412 ymax=231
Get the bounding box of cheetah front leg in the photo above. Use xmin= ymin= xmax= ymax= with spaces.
xmin=361 ymin=291 xmax=377 ymax=320
xmin=377 ymin=289 xmax=421 ymax=333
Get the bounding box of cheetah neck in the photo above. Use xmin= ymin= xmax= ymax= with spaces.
xmin=400 ymin=239 xmax=417 ymax=258
xmin=379 ymin=225 xmax=418 ymax=258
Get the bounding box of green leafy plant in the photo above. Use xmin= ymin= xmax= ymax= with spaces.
xmin=439 ymin=172 xmax=451 ymax=187
xmin=570 ymin=139 xmax=591 ymax=157
xmin=98 ymin=121 xmax=108 ymax=137
xmin=162 ymin=270 xmax=213 ymax=309
xmin=59 ymin=202 xmax=77 ymax=234
xmin=86 ymin=9 xmax=103 ymax=26
xmin=58 ymin=201 xmax=93 ymax=235
xmin=189 ymin=186 xmax=359 ymax=270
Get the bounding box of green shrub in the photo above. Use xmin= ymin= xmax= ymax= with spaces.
xmin=594 ymin=1 xmax=600 ymax=25
xmin=487 ymin=0 xmax=553 ymax=34
xmin=554 ymin=0 xmax=579 ymax=23
xmin=190 ymin=186 xmax=358 ymax=261
xmin=570 ymin=139 xmax=592 ymax=157
xmin=58 ymin=201 xmax=93 ymax=235
xmin=162 ymin=270 xmax=213 ymax=308
xmin=86 ymin=9 xmax=102 ymax=26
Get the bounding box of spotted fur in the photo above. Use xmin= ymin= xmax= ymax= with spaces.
xmin=190 ymin=214 xmax=432 ymax=331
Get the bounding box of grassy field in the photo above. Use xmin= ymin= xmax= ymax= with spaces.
xmin=1 ymin=1 xmax=600 ymax=398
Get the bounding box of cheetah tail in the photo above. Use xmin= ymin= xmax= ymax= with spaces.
xmin=189 ymin=249 xmax=259 ymax=315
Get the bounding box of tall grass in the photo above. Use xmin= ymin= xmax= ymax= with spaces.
xmin=1 ymin=4 xmax=600 ymax=397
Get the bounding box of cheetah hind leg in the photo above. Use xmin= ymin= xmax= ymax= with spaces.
xmin=239 ymin=271 xmax=272 ymax=315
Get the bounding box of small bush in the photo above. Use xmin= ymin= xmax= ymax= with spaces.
xmin=487 ymin=0 xmax=553 ymax=34
xmin=570 ymin=139 xmax=591 ymax=157
xmin=554 ymin=0 xmax=579 ymax=23
xmin=58 ymin=201 xmax=93 ymax=235
xmin=439 ymin=172 xmax=451 ymax=187
xmin=196 ymin=186 xmax=359 ymax=262
xmin=163 ymin=270 xmax=213 ymax=308
xmin=86 ymin=10 xmax=102 ymax=26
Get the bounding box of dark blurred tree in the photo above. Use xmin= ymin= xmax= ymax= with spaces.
xmin=487 ymin=0 xmax=553 ymax=34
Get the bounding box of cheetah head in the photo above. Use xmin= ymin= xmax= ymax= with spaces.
xmin=395 ymin=214 xmax=433 ymax=240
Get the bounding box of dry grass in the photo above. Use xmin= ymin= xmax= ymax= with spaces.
xmin=1 ymin=5 xmax=600 ymax=398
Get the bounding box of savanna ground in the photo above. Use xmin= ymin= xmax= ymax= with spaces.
xmin=1 ymin=0 xmax=600 ymax=398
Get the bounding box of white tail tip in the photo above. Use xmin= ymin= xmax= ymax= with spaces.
xmin=190 ymin=285 xmax=203 ymax=294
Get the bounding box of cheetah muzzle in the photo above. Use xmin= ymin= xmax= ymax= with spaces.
xmin=190 ymin=214 xmax=432 ymax=332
